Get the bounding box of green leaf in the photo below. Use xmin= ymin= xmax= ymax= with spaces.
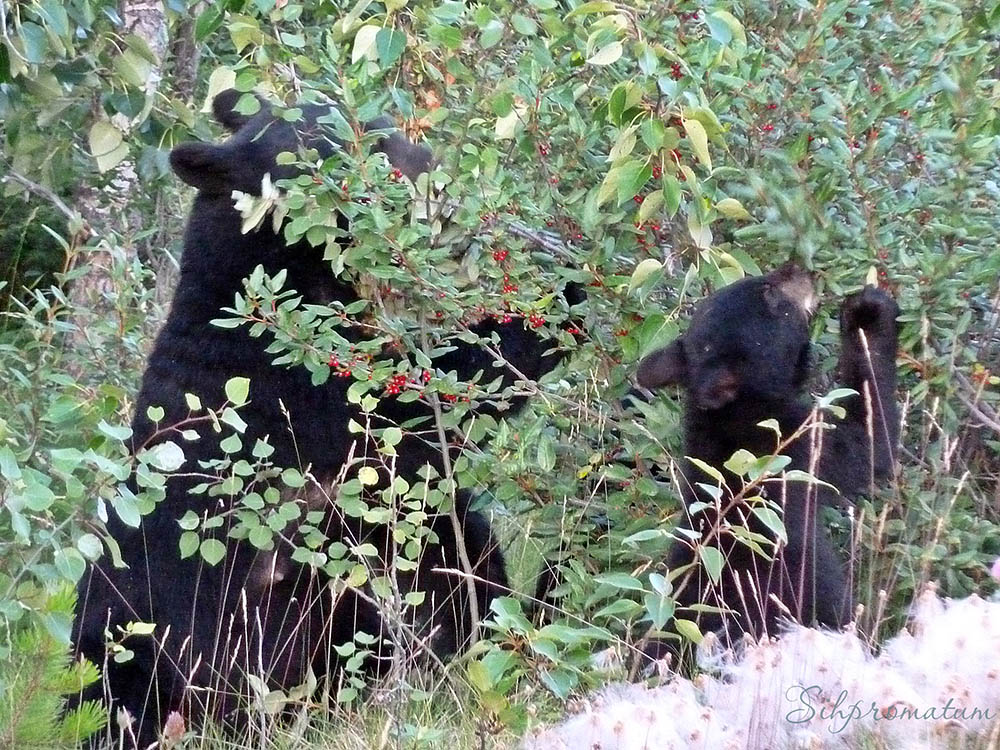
xmin=708 ymin=10 xmax=747 ymax=55
xmin=18 ymin=22 xmax=48 ymax=64
xmin=751 ymin=507 xmax=787 ymax=544
xmin=89 ymin=121 xmax=129 ymax=173
xmin=628 ymin=258 xmax=662 ymax=294
xmin=352 ymin=24 xmax=379 ymax=64
xmin=616 ymin=161 xmax=652 ymax=206
xmin=587 ymin=41 xmax=622 ymax=66
xmin=698 ymin=547 xmax=724 ymax=584
xmin=674 ymin=618 xmax=703 ymax=644
xmin=537 ymin=435 xmax=556 ymax=472
xmin=179 ymin=531 xmax=199 ymax=559
xmin=687 ymin=457 xmax=724 ymax=483
xmin=76 ymin=533 xmax=103 ymax=560
xmin=0 ymin=446 xmax=21 ymax=481
xmin=716 ymin=198 xmax=753 ymax=220
xmin=358 ymin=466 xmax=379 ymax=486
xmin=683 ymin=119 xmax=712 ymax=171
xmin=200 ymin=539 xmax=227 ymax=566
xmin=512 ymin=13 xmax=537 ymax=35
xmin=376 ymin=28 xmax=406 ymax=66
xmin=55 ymin=547 xmax=86 ymax=582
xmin=143 ymin=441 xmax=185 ymax=472
xmin=178 ymin=511 xmax=200 ymax=531
xmin=249 ymin=526 xmax=274 ymax=550
xmin=21 ymin=481 xmax=56 ymax=513
xmin=479 ymin=20 xmax=504 ymax=48
xmin=638 ymin=191 xmax=664 ymax=223
xmin=225 ymin=377 xmax=251 ymax=406
xmin=723 ymin=448 xmax=757 ymax=477
xmin=195 ymin=4 xmax=224 ymax=42
xmin=565 ymin=1 xmax=615 ymax=19
xmin=594 ymin=572 xmax=644 ymax=591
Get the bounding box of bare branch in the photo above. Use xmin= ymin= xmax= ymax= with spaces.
xmin=1 ymin=171 xmax=83 ymax=228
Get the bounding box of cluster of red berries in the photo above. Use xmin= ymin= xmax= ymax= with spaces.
xmin=652 ymin=165 xmax=662 ymax=179
xmin=762 ymin=123 xmax=775 ymax=133
xmin=538 ymin=143 xmax=550 ymax=156
xmin=678 ymin=10 xmax=699 ymax=20
xmin=634 ymin=221 xmax=665 ymax=250
xmin=493 ymin=249 xmax=509 ymax=263
xmin=384 ymin=373 xmax=409 ymax=395
xmin=767 ymin=102 xmax=778 ymax=110
xmin=327 ymin=350 xmax=373 ymax=379
xmin=502 ymin=275 xmax=519 ymax=294
xmin=633 ymin=194 xmax=644 ymax=204
xmin=528 ymin=313 xmax=546 ymax=329
xmin=670 ymin=62 xmax=683 ymax=80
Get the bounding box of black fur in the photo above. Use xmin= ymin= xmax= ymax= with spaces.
xmin=637 ymin=264 xmax=899 ymax=644
xmin=72 ymin=91 xmax=570 ymax=745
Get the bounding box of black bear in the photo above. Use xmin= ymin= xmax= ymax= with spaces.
xmin=636 ymin=264 xmax=899 ymax=645
xmin=72 ymin=89 xmax=576 ymax=746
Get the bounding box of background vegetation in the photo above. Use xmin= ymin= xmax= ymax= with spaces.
xmin=1 ymin=0 xmax=998 ymax=747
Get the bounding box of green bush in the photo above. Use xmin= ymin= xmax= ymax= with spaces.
xmin=0 ymin=0 xmax=998 ymax=745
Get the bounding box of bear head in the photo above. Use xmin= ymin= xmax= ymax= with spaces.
xmin=169 ymin=88 xmax=431 ymax=196
xmin=637 ymin=263 xmax=817 ymax=410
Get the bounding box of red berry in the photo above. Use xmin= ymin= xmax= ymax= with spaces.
xmin=762 ymin=123 xmax=774 ymax=132
xmin=493 ymin=249 xmax=509 ymax=262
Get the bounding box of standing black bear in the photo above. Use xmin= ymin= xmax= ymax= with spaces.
xmin=637 ymin=264 xmax=899 ymax=644
xmin=73 ymin=90 xmax=576 ymax=746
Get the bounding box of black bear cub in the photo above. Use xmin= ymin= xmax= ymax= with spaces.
xmin=637 ymin=264 xmax=899 ymax=644
xmin=73 ymin=90 xmax=575 ymax=746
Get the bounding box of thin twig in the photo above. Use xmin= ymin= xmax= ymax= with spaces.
xmin=1 ymin=170 xmax=83 ymax=227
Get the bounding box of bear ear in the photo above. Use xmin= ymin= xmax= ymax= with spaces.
xmin=211 ymin=88 xmax=258 ymax=132
xmin=637 ymin=339 xmax=687 ymax=390
xmin=765 ymin=262 xmax=817 ymax=317
xmin=365 ymin=117 xmax=432 ymax=180
xmin=378 ymin=132 xmax=432 ymax=180
xmin=169 ymin=142 xmax=234 ymax=193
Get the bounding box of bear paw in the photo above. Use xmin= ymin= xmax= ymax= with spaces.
xmin=840 ymin=286 xmax=899 ymax=335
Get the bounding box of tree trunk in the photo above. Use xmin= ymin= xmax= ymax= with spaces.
xmin=67 ymin=1 xmax=169 ymax=375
